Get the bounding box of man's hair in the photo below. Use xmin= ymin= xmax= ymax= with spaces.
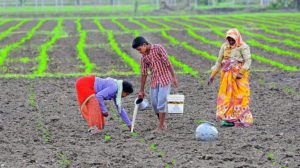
xmin=122 ymin=81 xmax=134 ymax=94
xmin=132 ymin=36 xmax=149 ymax=49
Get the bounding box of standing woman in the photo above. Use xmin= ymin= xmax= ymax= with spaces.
xmin=208 ymin=28 xmax=253 ymax=127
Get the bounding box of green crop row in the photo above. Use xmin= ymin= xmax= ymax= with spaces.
xmin=198 ymin=17 xmax=300 ymax=49
xmin=111 ymin=18 xmax=130 ymax=32
xmin=247 ymin=39 xmax=300 ymax=59
xmin=76 ymin=19 xmax=95 ymax=74
xmin=161 ymin=17 xmax=298 ymax=72
xmin=93 ymin=18 xmax=106 ymax=32
xmin=163 ymin=17 xmax=195 ymax=29
xmin=107 ymin=31 xmax=140 ymax=74
xmin=232 ymin=16 xmax=300 ymax=34
xmin=191 ymin=29 xmax=299 ymax=71
xmin=227 ymin=17 xmax=300 ymax=41
xmin=0 ymin=19 xmax=46 ymax=66
xmin=169 ymin=55 xmax=199 ymax=77
xmin=128 ymin=18 xmax=149 ymax=30
xmin=0 ymin=20 xmax=28 ymax=41
xmin=94 ymin=19 xmax=140 ymax=74
xmin=34 ymin=19 xmax=63 ymax=75
xmin=161 ymin=30 xmax=217 ymax=61
xmin=0 ymin=20 xmax=11 ymax=27
xmin=145 ymin=18 xmax=171 ymax=29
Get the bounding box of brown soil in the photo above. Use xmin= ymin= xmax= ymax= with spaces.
xmin=0 ymin=17 xmax=299 ymax=168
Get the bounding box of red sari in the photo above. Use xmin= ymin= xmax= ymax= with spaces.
xmin=75 ymin=76 xmax=104 ymax=130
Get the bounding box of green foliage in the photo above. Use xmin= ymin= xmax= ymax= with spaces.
xmin=34 ymin=19 xmax=63 ymax=75
xmin=104 ymin=135 xmax=111 ymax=141
xmin=207 ymin=17 xmax=300 ymax=49
xmin=195 ymin=119 xmax=207 ymax=125
xmin=0 ymin=20 xmax=46 ymax=66
xmin=182 ymin=42 xmax=217 ymax=61
xmin=187 ymin=29 xmax=222 ymax=47
xmin=128 ymin=17 xmax=150 ymax=30
xmin=37 ymin=120 xmax=50 ymax=143
xmin=169 ymin=55 xmax=199 ymax=77
xmin=172 ymin=158 xmax=177 ymax=165
xmin=131 ymin=132 xmax=139 ymax=137
xmin=159 ymin=151 xmax=166 ymax=157
xmin=161 ymin=30 xmax=180 ymax=45
xmin=146 ymin=18 xmax=171 ymax=29
xmin=76 ymin=19 xmax=95 ymax=74
xmin=252 ymin=53 xmax=298 ymax=71
xmin=93 ymin=18 xmax=106 ymax=32
xmin=29 ymin=90 xmax=37 ymax=108
xmin=139 ymin=138 xmax=145 ymax=143
xmin=0 ymin=20 xmax=28 ymax=41
xmin=163 ymin=17 xmax=194 ymax=29
xmin=57 ymin=153 xmax=72 ymax=168
xmin=182 ymin=17 xmax=299 ymax=71
xmin=107 ymin=30 xmax=140 ymax=74
xmin=111 ymin=18 xmax=130 ymax=32
xmin=267 ymin=153 xmax=274 ymax=161
xmin=247 ymin=39 xmax=300 ymax=59
xmin=150 ymin=143 xmax=157 ymax=151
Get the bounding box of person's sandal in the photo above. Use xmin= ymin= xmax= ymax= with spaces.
xmin=221 ymin=120 xmax=234 ymax=127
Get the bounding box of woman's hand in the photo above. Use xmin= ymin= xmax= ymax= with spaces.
xmin=236 ymin=73 xmax=243 ymax=79
xmin=103 ymin=112 xmax=109 ymax=117
xmin=207 ymin=76 xmax=214 ymax=86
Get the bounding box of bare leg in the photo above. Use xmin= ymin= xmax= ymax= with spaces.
xmin=159 ymin=112 xmax=166 ymax=130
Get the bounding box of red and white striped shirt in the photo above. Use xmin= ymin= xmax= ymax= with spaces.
xmin=141 ymin=44 xmax=173 ymax=88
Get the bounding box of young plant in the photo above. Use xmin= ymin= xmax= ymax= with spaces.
xmin=57 ymin=152 xmax=72 ymax=167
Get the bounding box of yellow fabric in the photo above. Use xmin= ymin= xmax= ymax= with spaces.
xmin=216 ymin=62 xmax=253 ymax=126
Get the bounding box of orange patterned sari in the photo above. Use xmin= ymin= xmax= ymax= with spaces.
xmin=216 ymin=59 xmax=253 ymax=126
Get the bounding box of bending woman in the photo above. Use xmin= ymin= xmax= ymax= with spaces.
xmin=208 ymin=28 xmax=253 ymax=127
xmin=75 ymin=76 xmax=133 ymax=134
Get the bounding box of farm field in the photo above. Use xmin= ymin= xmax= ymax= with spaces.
xmin=0 ymin=13 xmax=299 ymax=167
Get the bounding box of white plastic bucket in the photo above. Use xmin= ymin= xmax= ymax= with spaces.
xmin=167 ymin=94 xmax=184 ymax=114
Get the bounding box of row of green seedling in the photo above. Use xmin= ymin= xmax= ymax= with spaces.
xmin=179 ymin=17 xmax=298 ymax=71
xmin=187 ymin=21 xmax=299 ymax=71
xmin=228 ymin=16 xmax=300 ymax=41
xmin=76 ymin=19 xmax=95 ymax=74
xmin=197 ymin=16 xmax=300 ymax=49
xmin=94 ymin=19 xmax=140 ymax=74
xmin=236 ymin=16 xmax=300 ymax=36
xmin=0 ymin=20 xmax=28 ymax=41
xmin=114 ymin=16 xmax=299 ymax=71
xmin=28 ymin=84 xmax=51 ymax=143
xmin=34 ymin=19 xmax=63 ymax=75
xmin=204 ymin=17 xmax=300 ymax=59
xmin=0 ymin=20 xmax=46 ymax=66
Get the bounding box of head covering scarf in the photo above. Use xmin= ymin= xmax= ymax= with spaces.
xmin=113 ymin=79 xmax=123 ymax=113
xmin=225 ymin=28 xmax=244 ymax=48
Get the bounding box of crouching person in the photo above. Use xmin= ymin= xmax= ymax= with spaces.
xmin=75 ymin=76 xmax=133 ymax=134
